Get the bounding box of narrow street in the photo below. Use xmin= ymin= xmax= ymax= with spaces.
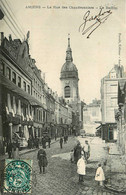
xmin=20 ymin=136 xmax=118 ymax=195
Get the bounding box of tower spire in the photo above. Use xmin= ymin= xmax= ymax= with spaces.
xmin=66 ymin=34 xmax=73 ymax=62
xmin=68 ymin=33 xmax=70 ymax=48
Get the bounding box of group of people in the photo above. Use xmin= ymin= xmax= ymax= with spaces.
xmin=37 ymin=138 xmax=105 ymax=186
xmin=70 ymin=140 xmax=105 ymax=186
xmin=6 ymin=139 xmax=20 ymax=159
xmin=28 ymin=137 xmax=39 ymax=149
xmin=70 ymin=140 xmax=90 ymax=164
xmin=28 ymin=136 xmax=52 ymax=149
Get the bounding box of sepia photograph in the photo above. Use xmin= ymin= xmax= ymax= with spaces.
xmin=0 ymin=0 xmax=126 ymax=194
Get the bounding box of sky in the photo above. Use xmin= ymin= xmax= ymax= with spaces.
xmin=0 ymin=0 xmax=126 ymax=103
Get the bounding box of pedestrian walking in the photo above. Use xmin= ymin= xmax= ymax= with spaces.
xmin=6 ymin=141 xmax=12 ymax=158
xmin=70 ymin=149 xmax=74 ymax=163
xmin=12 ymin=140 xmax=19 ymax=159
xmin=28 ymin=138 xmax=32 ymax=149
xmin=74 ymin=141 xmax=82 ymax=164
xmin=77 ymin=155 xmax=86 ymax=182
xmin=60 ymin=137 xmax=63 ymax=149
xmin=48 ymin=137 xmax=51 ymax=148
xmin=42 ymin=137 xmax=46 ymax=149
xmin=37 ymin=146 xmax=48 ymax=174
xmin=95 ymin=163 xmax=105 ymax=186
xmin=83 ymin=140 xmax=90 ymax=162
xmin=35 ymin=137 xmax=39 ymax=148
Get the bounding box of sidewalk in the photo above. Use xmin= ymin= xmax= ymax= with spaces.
xmin=105 ymin=142 xmax=126 ymax=194
xmin=78 ymin=136 xmax=126 ymax=194
xmin=0 ymin=138 xmax=59 ymax=161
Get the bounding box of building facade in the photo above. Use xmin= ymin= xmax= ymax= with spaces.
xmin=83 ymin=99 xmax=101 ymax=135
xmin=115 ymin=79 xmax=126 ymax=154
xmin=101 ymin=65 xmax=126 ymax=142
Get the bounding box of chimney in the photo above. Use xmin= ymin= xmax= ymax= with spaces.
xmin=9 ymin=34 xmax=12 ymax=42
xmin=0 ymin=9 xmax=4 ymax=20
xmin=0 ymin=32 xmax=4 ymax=45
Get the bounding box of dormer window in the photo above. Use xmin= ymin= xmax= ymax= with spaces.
xmin=12 ymin=72 xmax=16 ymax=84
xmin=18 ymin=76 xmax=21 ymax=87
xmin=23 ymin=81 xmax=26 ymax=91
xmin=6 ymin=67 xmax=11 ymax=80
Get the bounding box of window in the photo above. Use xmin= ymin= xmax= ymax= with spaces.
xmin=6 ymin=67 xmax=11 ymax=80
xmin=23 ymin=81 xmax=26 ymax=91
xmin=0 ymin=63 xmax=4 ymax=75
xmin=39 ymin=110 xmax=41 ymax=121
xmin=12 ymin=72 xmax=16 ymax=84
xmin=37 ymin=109 xmax=39 ymax=120
xmin=28 ymin=85 xmax=30 ymax=94
xmin=64 ymin=86 xmax=70 ymax=98
xmin=18 ymin=76 xmax=21 ymax=87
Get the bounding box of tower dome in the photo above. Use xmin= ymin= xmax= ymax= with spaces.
xmin=60 ymin=36 xmax=78 ymax=80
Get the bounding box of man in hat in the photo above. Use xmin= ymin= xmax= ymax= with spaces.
xmin=37 ymin=146 xmax=48 ymax=174
xmin=83 ymin=140 xmax=90 ymax=162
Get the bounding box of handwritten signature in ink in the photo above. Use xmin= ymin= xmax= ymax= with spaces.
xmin=79 ymin=8 xmax=112 ymax=38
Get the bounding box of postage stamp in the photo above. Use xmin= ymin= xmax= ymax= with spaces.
xmin=4 ymin=159 xmax=33 ymax=194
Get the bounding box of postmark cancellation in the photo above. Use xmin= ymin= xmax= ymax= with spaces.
xmin=4 ymin=159 xmax=33 ymax=194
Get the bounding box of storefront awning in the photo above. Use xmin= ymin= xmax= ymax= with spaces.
xmin=96 ymin=125 xmax=102 ymax=130
xmin=0 ymin=75 xmax=44 ymax=108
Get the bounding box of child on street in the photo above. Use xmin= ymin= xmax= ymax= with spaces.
xmin=77 ymin=155 xmax=86 ymax=182
xmin=95 ymin=163 xmax=105 ymax=186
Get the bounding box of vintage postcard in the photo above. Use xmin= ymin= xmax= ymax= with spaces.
xmin=0 ymin=0 xmax=126 ymax=194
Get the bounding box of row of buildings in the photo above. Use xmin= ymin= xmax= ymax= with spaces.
xmin=83 ymin=65 xmax=126 ymax=155
xmin=0 ymin=30 xmax=84 ymax=154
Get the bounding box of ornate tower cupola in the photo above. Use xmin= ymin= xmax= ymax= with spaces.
xmin=60 ymin=35 xmax=80 ymax=103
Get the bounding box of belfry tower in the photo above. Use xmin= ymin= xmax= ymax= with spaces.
xmin=60 ymin=36 xmax=80 ymax=106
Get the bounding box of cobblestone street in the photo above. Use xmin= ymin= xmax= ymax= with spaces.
xmin=20 ymin=136 xmax=120 ymax=195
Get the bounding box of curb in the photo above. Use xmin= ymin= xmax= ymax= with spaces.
xmin=0 ymin=138 xmax=60 ymax=160
xmin=19 ymin=138 xmax=60 ymax=156
xmin=19 ymin=148 xmax=38 ymax=156
xmin=104 ymin=185 xmax=126 ymax=194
